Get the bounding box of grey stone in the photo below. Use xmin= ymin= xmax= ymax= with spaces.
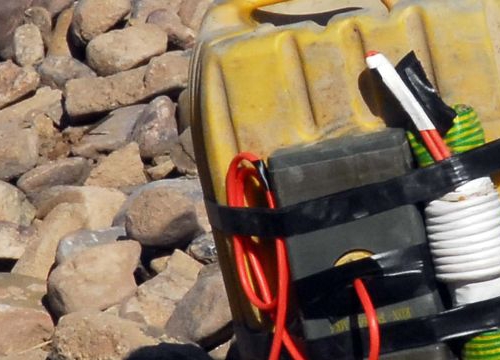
xmin=120 ymin=249 xmax=202 ymax=328
xmin=50 ymin=311 xmax=158 ymax=360
xmin=170 ymin=141 xmax=197 ymax=177
xmin=0 ymin=180 xmax=36 ymax=226
xmin=24 ymin=7 xmax=52 ymax=47
xmin=180 ymin=127 xmax=195 ymax=160
xmin=13 ymin=24 xmax=45 ymax=67
xmin=56 ymin=226 xmax=126 ymax=264
xmin=84 ymin=142 xmax=148 ymax=190
xmin=71 ymin=0 xmax=132 ymax=44
xmin=0 ymin=273 xmax=54 ymax=356
xmin=165 ymin=264 xmax=232 ymax=348
xmin=0 ymin=60 xmax=39 ymax=110
xmin=38 ymin=55 xmax=96 ymax=90
xmin=187 ymin=232 xmax=217 ymax=264
xmin=147 ymin=9 xmax=195 ymax=49
xmin=71 ymin=104 xmax=146 ymax=155
xmin=65 ymin=51 xmax=190 ymax=117
xmin=0 ymin=0 xmax=33 ymax=59
xmin=177 ymin=88 xmax=190 ymax=133
xmin=130 ymin=96 xmax=178 ymax=159
xmin=16 ymin=157 xmax=92 ymax=197
xmin=178 ymin=0 xmax=214 ymax=31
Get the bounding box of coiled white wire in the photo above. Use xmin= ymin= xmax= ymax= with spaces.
xmin=425 ymin=177 xmax=500 ymax=305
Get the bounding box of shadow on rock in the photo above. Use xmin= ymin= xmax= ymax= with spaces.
xmin=125 ymin=343 xmax=213 ymax=360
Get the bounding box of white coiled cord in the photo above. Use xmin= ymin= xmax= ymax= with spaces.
xmin=425 ymin=177 xmax=500 ymax=306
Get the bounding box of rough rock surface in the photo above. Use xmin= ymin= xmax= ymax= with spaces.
xmin=131 ymin=95 xmax=178 ymax=159
xmin=130 ymin=0 xmax=183 ymax=25
xmin=0 ymin=273 xmax=54 ymax=356
xmin=50 ymin=311 xmax=158 ymax=360
xmin=16 ymin=157 xmax=92 ymax=197
xmin=120 ymin=250 xmax=202 ymax=328
xmin=47 ymin=240 xmax=141 ymax=317
xmin=87 ymin=24 xmax=167 ymax=76
xmin=0 ymin=124 xmax=39 ymax=181
xmin=0 ymin=181 xmax=36 ymax=226
xmin=84 ymin=142 xmax=148 ymax=190
xmin=187 ymin=232 xmax=217 ymax=264
xmin=65 ymin=51 xmax=190 ymax=117
xmin=13 ymin=24 xmax=45 ymax=67
xmin=72 ymin=0 xmax=132 ymax=44
xmin=24 ymin=6 xmax=53 ymax=47
xmin=47 ymin=5 xmax=73 ymax=57
xmin=56 ymin=226 xmax=126 ymax=264
xmin=147 ymin=9 xmax=195 ymax=49
xmin=0 ymin=222 xmax=28 ymax=259
xmin=38 ymin=56 xmax=96 ymax=90
xmin=165 ymin=264 xmax=232 ymax=348
xmin=0 ymin=0 xmax=33 ymax=59
xmin=32 ymin=0 xmax=74 ymax=16
xmin=0 ymin=61 xmax=40 ymax=110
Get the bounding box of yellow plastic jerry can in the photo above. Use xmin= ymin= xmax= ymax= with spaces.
xmin=188 ymin=0 xmax=500 ymax=354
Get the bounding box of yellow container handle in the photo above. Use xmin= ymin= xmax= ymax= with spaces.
xmin=225 ymin=0 xmax=397 ymax=26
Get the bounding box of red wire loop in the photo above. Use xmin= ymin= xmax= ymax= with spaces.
xmin=354 ymin=279 xmax=380 ymax=360
xmin=226 ymin=153 xmax=306 ymax=360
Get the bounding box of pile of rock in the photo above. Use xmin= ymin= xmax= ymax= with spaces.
xmin=0 ymin=0 xmax=237 ymax=359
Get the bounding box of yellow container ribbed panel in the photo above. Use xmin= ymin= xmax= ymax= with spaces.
xmin=189 ymin=0 xmax=500 ymax=330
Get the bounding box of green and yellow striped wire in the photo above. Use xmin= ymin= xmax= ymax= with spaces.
xmin=407 ymin=104 xmax=485 ymax=167
xmin=407 ymin=104 xmax=500 ymax=359
xmin=463 ymin=331 xmax=500 ymax=360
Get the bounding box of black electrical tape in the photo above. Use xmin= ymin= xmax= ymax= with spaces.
xmin=307 ymin=296 xmax=500 ymax=359
xmin=252 ymin=160 xmax=271 ymax=192
xmin=395 ymin=51 xmax=456 ymax=136
xmin=295 ymin=244 xmax=437 ymax=318
xmin=205 ymin=139 xmax=500 ymax=237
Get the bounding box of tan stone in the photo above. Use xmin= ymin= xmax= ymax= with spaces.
xmin=146 ymin=158 xmax=175 ymax=180
xmin=47 ymin=6 xmax=73 ymax=57
xmin=0 ymin=60 xmax=39 ymax=110
xmin=47 ymin=241 xmax=140 ymax=317
xmin=13 ymin=24 xmax=45 ymax=67
xmin=24 ymin=7 xmax=52 ymax=47
xmin=65 ymin=51 xmax=189 ymax=117
xmin=0 ymin=181 xmax=36 ymax=226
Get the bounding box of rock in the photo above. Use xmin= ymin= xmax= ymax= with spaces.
xmin=0 ymin=86 xmax=63 ymax=127
xmin=87 ymin=24 xmax=167 ymax=76
xmin=170 ymin=141 xmax=197 ymax=176
xmin=11 ymin=202 xmax=88 ymax=280
xmin=38 ymin=56 xmax=96 ymax=90
xmin=71 ymin=0 xmax=132 ymax=45
xmin=71 ymin=104 xmax=145 ymax=153
xmin=146 ymin=158 xmax=175 ymax=180
xmin=0 ymin=0 xmax=33 ymax=59
xmin=50 ymin=311 xmax=158 ymax=360
xmin=32 ymin=0 xmax=74 ymax=17
xmin=65 ymin=51 xmax=190 ymax=117
xmin=177 ymin=88 xmax=190 ymax=132
xmin=0 ymin=222 xmax=27 ymax=259
xmin=180 ymin=127 xmax=195 ymax=160
xmin=124 ymin=342 xmax=212 ymax=360
xmin=120 ymin=250 xmax=202 ymax=328
xmin=147 ymin=9 xmax=195 ymax=49
xmin=178 ymin=0 xmax=214 ymax=31
xmin=149 ymin=253 xmax=170 ymax=274
xmin=47 ymin=241 xmax=140 ymax=317
xmin=16 ymin=157 xmax=92 ymax=197
xmin=130 ymin=96 xmax=178 ymax=159
xmin=209 ymin=339 xmax=234 ymax=360
xmin=24 ymin=7 xmax=53 ymax=47
xmin=0 ymin=60 xmax=39 ymax=110
xmin=0 ymin=123 xmax=38 ymax=181
xmin=56 ymin=226 xmax=126 ymax=264
xmin=13 ymin=24 xmax=44 ymax=67
xmin=30 ymin=185 xmax=126 ymax=223
xmin=0 ymin=349 xmax=48 ymax=360
xmin=114 ymin=178 xmax=210 ymax=232
xmin=84 ymin=142 xmax=148 ymax=190
xmin=0 ymin=181 xmax=36 ymax=226
xmin=0 ymin=273 xmax=54 ymax=356
xmin=165 ymin=264 xmax=232 ymax=348
xmin=130 ymin=0 xmax=183 ymax=25
xmin=187 ymin=232 xmax=217 ymax=264
xmin=47 ymin=5 xmax=73 ymax=57
xmin=124 ymin=183 xmax=203 ymax=248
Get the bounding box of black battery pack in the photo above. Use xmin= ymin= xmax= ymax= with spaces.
xmin=267 ymin=129 xmax=455 ymax=360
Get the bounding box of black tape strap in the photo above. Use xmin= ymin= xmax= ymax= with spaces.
xmin=206 ymin=139 xmax=500 ymax=237
xmin=295 ymin=244 xmax=437 ymax=318
xmin=308 ymin=296 xmax=500 ymax=358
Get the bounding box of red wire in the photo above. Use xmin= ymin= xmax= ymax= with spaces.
xmin=226 ymin=153 xmax=306 ymax=360
xmin=354 ymin=279 xmax=380 ymax=360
